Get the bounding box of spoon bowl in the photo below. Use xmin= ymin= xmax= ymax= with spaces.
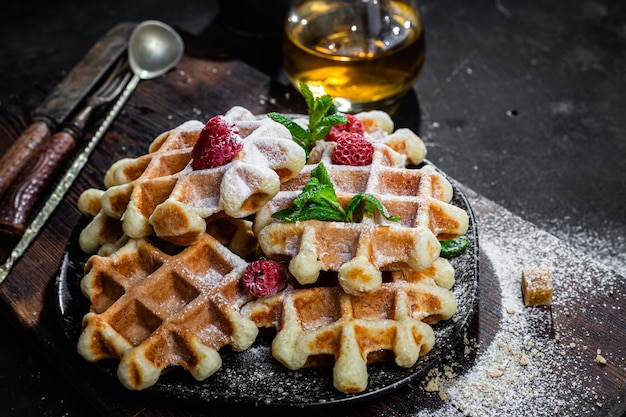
xmin=129 ymin=20 xmax=184 ymax=80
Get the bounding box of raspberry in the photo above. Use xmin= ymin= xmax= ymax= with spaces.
xmin=191 ymin=116 xmax=243 ymax=169
xmin=326 ymin=114 xmax=365 ymax=142
xmin=331 ymin=132 xmax=374 ymax=166
xmin=242 ymin=259 xmax=288 ymax=297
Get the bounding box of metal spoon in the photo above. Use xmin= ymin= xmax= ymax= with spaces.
xmin=126 ymin=19 xmax=185 ymax=93
xmin=0 ymin=20 xmax=184 ymax=283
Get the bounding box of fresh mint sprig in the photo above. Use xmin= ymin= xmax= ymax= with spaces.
xmin=272 ymin=163 xmax=400 ymax=223
xmin=268 ymin=82 xmax=348 ymax=157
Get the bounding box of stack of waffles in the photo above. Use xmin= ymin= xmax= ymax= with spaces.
xmin=76 ymin=107 xmax=469 ymax=393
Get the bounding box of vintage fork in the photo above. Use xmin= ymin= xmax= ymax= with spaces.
xmin=0 ymin=57 xmax=131 ymax=242
xmin=67 ymin=56 xmax=132 ymax=136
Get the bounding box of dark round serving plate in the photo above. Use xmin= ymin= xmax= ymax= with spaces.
xmin=56 ymin=160 xmax=479 ymax=409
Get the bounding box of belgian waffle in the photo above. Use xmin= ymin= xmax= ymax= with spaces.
xmin=353 ymin=110 xmax=428 ymax=166
xmin=73 ymin=106 xmax=471 ymax=396
xmin=77 ymin=233 xmax=257 ymax=390
xmin=255 ymin=140 xmax=469 ymax=295
xmin=288 ymin=109 xmax=427 ymax=167
xmin=98 ymin=106 xmax=305 ymax=246
xmin=242 ymin=257 xmax=457 ymax=393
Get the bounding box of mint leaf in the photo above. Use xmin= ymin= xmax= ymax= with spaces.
xmin=345 ymin=193 xmax=401 ymax=223
xmin=272 ymin=162 xmax=345 ymax=222
xmin=439 ymin=236 xmax=469 ymax=258
xmin=272 ymin=163 xmax=399 ymax=225
xmin=309 ymin=162 xmax=334 ymax=187
xmin=269 ymin=82 xmax=347 ymax=153
xmin=267 ymin=112 xmax=311 ymax=158
xmin=273 ymin=203 xmax=345 ymax=222
xmin=292 ymin=184 xmax=332 ymax=208
xmin=300 ymin=82 xmax=316 ymax=116
xmin=308 ymin=93 xmax=347 ymax=142
xmin=267 ymin=112 xmax=310 ymax=141
xmin=292 ymin=164 xmax=345 ymax=216
xmin=311 ymin=113 xmax=348 ymax=141
xmin=316 ymin=185 xmax=345 ymax=215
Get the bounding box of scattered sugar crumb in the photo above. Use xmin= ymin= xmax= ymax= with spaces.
xmin=425 ymin=378 xmax=440 ymax=392
xmin=519 ymin=353 xmax=529 ymax=366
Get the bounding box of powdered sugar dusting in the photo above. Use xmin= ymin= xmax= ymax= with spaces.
xmin=175 ymin=119 xmax=204 ymax=133
xmin=536 ymin=216 xmax=626 ymax=279
xmin=412 ymin=193 xmax=626 ymax=417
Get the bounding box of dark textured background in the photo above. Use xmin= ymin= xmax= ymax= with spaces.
xmin=1 ymin=0 xmax=624 ymax=415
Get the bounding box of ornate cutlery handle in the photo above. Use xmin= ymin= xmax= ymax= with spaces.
xmin=0 ymin=130 xmax=76 ymax=243
xmin=0 ymin=119 xmax=52 ymax=198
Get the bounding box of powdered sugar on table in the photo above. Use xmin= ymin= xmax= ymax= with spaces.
xmin=411 ymin=189 xmax=626 ymax=417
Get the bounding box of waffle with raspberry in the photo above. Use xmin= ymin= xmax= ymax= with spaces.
xmin=78 ymin=106 xmax=306 ymax=250
xmin=355 ymin=110 xmax=428 ymax=166
xmin=255 ymin=140 xmax=469 ymax=296
xmin=73 ymin=105 xmax=471 ymax=396
xmin=289 ymin=109 xmax=427 ymax=167
xmin=241 ymin=257 xmax=457 ymax=393
xmin=77 ymin=232 xmax=257 ymax=390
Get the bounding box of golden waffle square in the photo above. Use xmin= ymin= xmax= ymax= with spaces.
xmin=255 ymin=140 xmax=469 ymax=296
xmin=94 ymin=106 xmax=306 ymax=246
xmin=242 ymin=257 xmax=457 ymax=393
xmin=77 ymin=233 xmax=258 ymax=390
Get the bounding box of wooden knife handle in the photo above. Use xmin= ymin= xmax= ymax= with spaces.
xmin=0 ymin=119 xmax=52 ymax=197
xmin=0 ymin=130 xmax=76 ymax=243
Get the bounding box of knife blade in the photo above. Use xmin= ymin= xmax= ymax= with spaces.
xmin=0 ymin=22 xmax=134 ymax=197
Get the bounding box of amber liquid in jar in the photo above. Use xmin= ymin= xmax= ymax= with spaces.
xmin=283 ymin=0 xmax=425 ymax=113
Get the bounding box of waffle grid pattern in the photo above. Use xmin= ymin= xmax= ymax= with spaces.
xmin=257 ymin=141 xmax=469 ymax=295
xmin=78 ymin=233 xmax=257 ymax=390
xmin=242 ymin=257 xmax=457 ymax=392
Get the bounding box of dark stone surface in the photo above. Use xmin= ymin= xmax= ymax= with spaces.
xmin=0 ymin=0 xmax=624 ymax=415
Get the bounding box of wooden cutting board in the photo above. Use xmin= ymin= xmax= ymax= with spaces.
xmin=1 ymin=47 xmax=624 ymax=417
